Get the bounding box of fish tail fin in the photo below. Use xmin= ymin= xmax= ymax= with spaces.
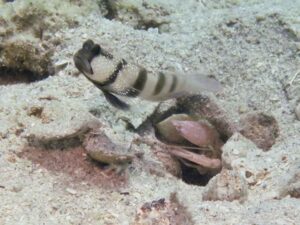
xmin=184 ymin=73 xmax=223 ymax=93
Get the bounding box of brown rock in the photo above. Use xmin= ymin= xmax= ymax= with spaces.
xmin=0 ymin=39 xmax=54 ymax=77
xmin=239 ymin=112 xmax=279 ymax=150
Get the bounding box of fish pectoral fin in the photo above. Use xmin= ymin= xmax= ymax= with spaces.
xmin=102 ymin=90 xmax=130 ymax=110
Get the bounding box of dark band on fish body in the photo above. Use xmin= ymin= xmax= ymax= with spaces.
xmin=123 ymin=68 xmax=148 ymax=97
xmin=133 ymin=68 xmax=148 ymax=92
xmin=169 ymin=74 xmax=177 ymax=93
xmin=74 ymin=40 xmax=131 ymax=110
xmin=98 ymin=59 xmax=127 ymax=87
xmin=153 ymin=72 xmax=166 ymax=95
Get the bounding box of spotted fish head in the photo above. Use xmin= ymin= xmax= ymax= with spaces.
xmin=73 ymin=39 xmax=101 ymax=76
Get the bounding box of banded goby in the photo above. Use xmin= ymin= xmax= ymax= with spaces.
xmin=73 ymin=39 xmax=222 ymax=110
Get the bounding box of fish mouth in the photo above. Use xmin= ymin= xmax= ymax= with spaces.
xmin=73 ymin=39 xmax=101 ymax=76
xmin=73 ymin=53 xmax=93 ymax=75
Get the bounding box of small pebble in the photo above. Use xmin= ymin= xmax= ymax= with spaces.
xmin=66 ymin=188 xmax=77 ymax=195
xmin=11 ymin=184 xmax=23 ymax=193
xmin=6 ymin=154 xmax=17 ymax=163
xmin=295 ymin=103 xmax=300 ymax=120
xmin=238 ymin=105 xmax=248 ymax=114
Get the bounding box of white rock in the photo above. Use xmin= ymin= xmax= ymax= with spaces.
xmin=66 ymin=188 xmax=77 ymax=195
xmin=202 ymin=169 xmax=248 ymax=202
xmin=295 ymin=103 xmax=300 ymax=120
xmin=221 ymin=133 xmax=257 ymax=170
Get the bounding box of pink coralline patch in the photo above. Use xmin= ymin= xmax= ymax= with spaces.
xmin=172 ymin=120 xmax=223 ymax=154
xmin=18 ymin=146 xmax=127 ymax=188
xmin=171 ymin=119 xmax=224 ymax=160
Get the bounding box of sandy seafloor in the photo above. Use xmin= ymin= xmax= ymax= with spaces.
xmin=0 ymin=0 xmax=300 ymax=224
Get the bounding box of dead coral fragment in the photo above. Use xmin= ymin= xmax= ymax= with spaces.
xmin=202 ymin=169 xmax=248 ymax=202
xmin=99 ymin=0 xmax=170 ymax=31
xmin=134 ymin=193 xmax=194 ymax=225
xmin=0 ymin=39 xmax=53 ymax=76
xmin=239 ymin=112 xmax=279 ymax=150
xmin=27 ymin=106 xmax=44 ymax=118
xmin=288 ymin=182 xmax=300 ymax=198
xmin=8 ymin=0 xmax=92 ymax=34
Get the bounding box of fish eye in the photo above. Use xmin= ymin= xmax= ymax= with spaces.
xmin=91 ymin=44 xmax=101 ymax=55
xmin=83 ymin=39 xmax=94 ymax=51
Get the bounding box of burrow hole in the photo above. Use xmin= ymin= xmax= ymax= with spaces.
xmin=0 ymin=67 xmax=49 ymax=85
xmin=152 ymin=95 xmax=279 ymax=186
xmin=152 ymin=95 xmax=233 ymax=186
